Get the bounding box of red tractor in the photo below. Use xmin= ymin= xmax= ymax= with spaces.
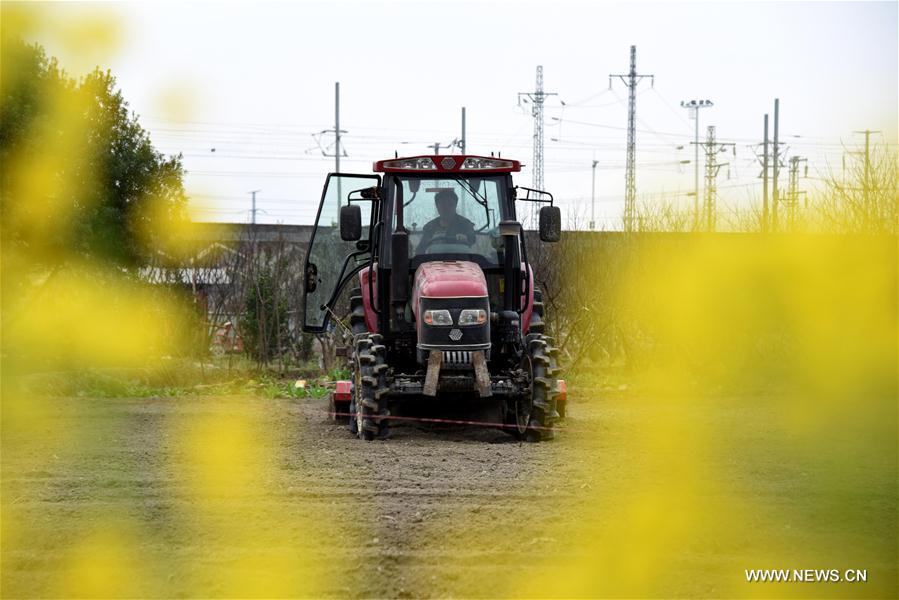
xmin=302 ymin=155 xmax=565 ymax=441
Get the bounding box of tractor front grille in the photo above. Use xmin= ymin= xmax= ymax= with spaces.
xmin=442 ymin=350 xmax=472 ymax=368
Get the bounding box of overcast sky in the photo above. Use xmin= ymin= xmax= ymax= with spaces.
xmin=33 ymin=1 xmax=899 ymax=228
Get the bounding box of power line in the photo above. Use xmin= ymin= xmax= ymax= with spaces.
xmin=549 ymin=115 xmax=688 ymax=138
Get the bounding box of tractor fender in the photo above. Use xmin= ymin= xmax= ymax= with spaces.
xmin=358 ymin=264 xmax=379 ymax=333
xmin=520 ymin=262 xmax=535 ymax=334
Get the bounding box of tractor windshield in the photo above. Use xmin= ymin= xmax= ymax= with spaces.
xmin=393 ymin=175 xmax=506 ymax=266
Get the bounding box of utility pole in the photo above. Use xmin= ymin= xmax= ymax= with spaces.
xmin=691 ymin=126 xmax=734 ymax=231
xmin=519 ymin=65 xmax=557 ymax=227
xmin=680 ymin=99 xmax=714 ymax=229
xmin=772 ymin=98 xmax=780 ymax=231
xmin=248 ymin=189 xmax=261 ymax=225
xmin=786 ymin=156 xmax=807 ymax=230
xmin=590 ymin=159 xmax=598 ymax=230
xmin=334 ymin=82 xmax=342 ymax=217
xmin=316 ymin=82 xmax=348 ymax=216
xmin=762 ymin=114 xmax=769 ymax=231
xmin=609 ymin=46 xmax=653 ymax=232
xmin=461 ymin=107 xmax=466 ymax=154
xmin=335 ymin=82 xmax=341 ymax=175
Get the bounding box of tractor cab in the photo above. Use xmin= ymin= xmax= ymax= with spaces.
xmin=303 ymin=155 xmax=564 ymax=441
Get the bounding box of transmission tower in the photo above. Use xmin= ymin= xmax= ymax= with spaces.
xmin=518 ymin=66 xmax=557 ymax=227
xmin=610 ymin=46 xmax=653 ymax=232
xmin=691 ymin=126 xmax=734 ymax=231
xmin=750 ymin=114 xmax=772 ymax=231
xmin=786 ymin=156 xmax=807 ymax=230
xmin=248 ymin=189 xmax=261 ymax=225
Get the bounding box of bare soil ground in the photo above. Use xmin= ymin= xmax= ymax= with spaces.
xmin=2 ymin=390 xmax=896 ymax=598
xmin=2 ymin=393 xmax=604 ymax=598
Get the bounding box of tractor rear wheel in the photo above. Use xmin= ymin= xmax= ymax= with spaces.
xmin=528 ymin=288 xmax=546 ymax=334
xmin=342 ymin=288 xmax=369 ymax=432
xmin=349 ymin=288 xmax=368 ymax=337
xmin=523 ymin=333 xmax=561 ymax=442
xmin=347 ymin=397 xmax=359 ymax=435
xmin=353 ymin=333 xmax=389 ymax=441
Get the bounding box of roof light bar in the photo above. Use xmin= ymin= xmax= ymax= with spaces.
xmin=460 ymin=157 xmax=516 ymax=171
xmin=378 ymin=157 xmax=437 ymax=171
xmin=374 ymin=155 xmax=521 ymax=173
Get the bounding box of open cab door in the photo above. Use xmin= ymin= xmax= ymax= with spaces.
xmin=303 ymin=173 xmax=380 ymax=333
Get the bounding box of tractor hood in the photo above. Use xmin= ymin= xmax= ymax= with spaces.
xmin=411 ymin=261 xmax=488 ymax=319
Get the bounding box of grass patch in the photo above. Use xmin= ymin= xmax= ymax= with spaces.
xmin=17 ymin=358 xmax=349 ymax=400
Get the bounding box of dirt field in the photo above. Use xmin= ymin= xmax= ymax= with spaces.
xmin=2 ymin=392 xmax=593 ymax=598
xmin=2 ymin=388 xmax=896 ymax=598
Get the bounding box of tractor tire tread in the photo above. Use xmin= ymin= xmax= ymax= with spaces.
xmin=352 ymin=333 xmax=390 ymax=441
xmin=523 ymin=333 xmax=560 ymax=442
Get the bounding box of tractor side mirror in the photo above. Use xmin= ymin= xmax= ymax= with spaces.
xmin=538 ymin=206 xmax=561 ymax=242
xmin=340 ymin=204 xmax=362 ymax=241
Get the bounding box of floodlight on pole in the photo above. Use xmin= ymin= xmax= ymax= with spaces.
xmin=681 ymin=99 xmax=714 ymax=229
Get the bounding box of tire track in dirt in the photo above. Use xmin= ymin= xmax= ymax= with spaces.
xmin=285 ymin=396 xmax=603 ymax=598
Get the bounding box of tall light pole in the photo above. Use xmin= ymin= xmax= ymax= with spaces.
xmin=681 ymin=99 xmax=714 ymax=229
xmin=590 ymin=159 xmax=598 ymax=230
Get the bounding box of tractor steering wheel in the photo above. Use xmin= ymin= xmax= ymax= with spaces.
xmin=418 ymin=234 xmax=474 ymax=253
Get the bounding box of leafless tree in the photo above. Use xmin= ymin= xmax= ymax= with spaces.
xmin=816 ymin=142 xmax=897 ymax=234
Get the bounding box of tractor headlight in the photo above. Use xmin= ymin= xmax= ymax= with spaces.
xmin=457 ymin=309 xmax=487 ymax=326
xmin=423 ymin=309 xmax=453 ymax=326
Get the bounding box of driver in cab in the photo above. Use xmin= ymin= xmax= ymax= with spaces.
xmin=417 ymin=189 xmax=476 ymax=253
